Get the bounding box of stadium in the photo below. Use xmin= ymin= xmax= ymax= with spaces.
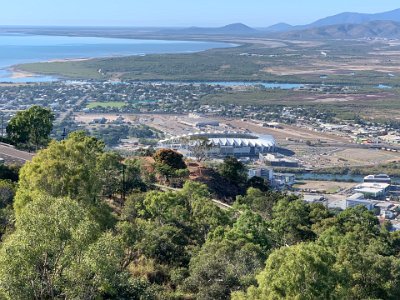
xmin=158 ymin=132 xmax=276 ymax=158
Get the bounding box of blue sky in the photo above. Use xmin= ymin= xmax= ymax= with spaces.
xmin=2 ymin=0 xmax=400 ymax=27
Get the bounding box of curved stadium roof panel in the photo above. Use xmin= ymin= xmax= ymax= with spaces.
xmin=159 ymin=132 xmax=276 ymax=148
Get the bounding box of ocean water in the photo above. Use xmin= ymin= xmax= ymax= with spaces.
xmin=0 ymin=34 xmax=234 ymax=82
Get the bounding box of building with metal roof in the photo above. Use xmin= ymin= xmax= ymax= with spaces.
xmin=158 ymin=132 xmax=276 ymax=158
xmin=364 ymin=174 xmax=391 ymax=184
xmin=354 ymin=182 xmax=390 ymax=199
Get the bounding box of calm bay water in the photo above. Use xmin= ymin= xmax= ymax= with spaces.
xmin=198 ymin=81 xmax=304 ymax=89
xmin=0 ymin=34 xmax=234 ymax=82
xmin=151 ymin=81 xmax=305 ymax=89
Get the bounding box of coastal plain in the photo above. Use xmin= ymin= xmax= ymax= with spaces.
xmin=16 ymin=35 xmax=400 ymax=122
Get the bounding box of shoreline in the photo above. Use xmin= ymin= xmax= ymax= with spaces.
xmin=45 ymin=57 xmax=92 ymax=63
xmin=5 ymin=57 xmax=97 ymax=82
xmin=0 ymin=35 xmax=240 ymax=83
xmin=8 ymin=68 xmax=37 ymax=79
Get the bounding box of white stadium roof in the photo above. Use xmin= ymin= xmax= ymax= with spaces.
xmin=159 ymin=132 xmax=276 ymax=148
xmin=208 ymin=137 xmax=275 ymax=148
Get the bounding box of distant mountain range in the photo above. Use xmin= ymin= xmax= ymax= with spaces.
xmin=277 ymin=20 xmax=400 ymax=39
xmin=263 ymin=8 xmax=400 ymax=39
xmin=159 ymin=23 xmax=258 ymax=35
xmin=11 ymin=8 xmax=400 ymax=40
xmin=156 ymin=8 xmax=400 ymax=39
xmin=265 ymin=8 xmax=400 ymax=32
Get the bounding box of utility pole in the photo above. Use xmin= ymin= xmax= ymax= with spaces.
xmin=122 ymin=163 xmax=126 ymax=202
xmin=61 ymin=128 xmax=67 ymax=140
xmin=1 ymin=114 xmax=4 ymax=138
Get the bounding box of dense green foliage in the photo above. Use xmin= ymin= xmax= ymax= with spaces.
xmin=0 ymin=129 xmax=400 ymax=299
xmin=153 ymin=149 xmax=189 ymax=186
xmin=6 ymin=105 xmax=54 ymax=150
xmin=18 ymin=40 xmax=400 ymax=88
xmin=218 ymin=156 xmax=247 ymax=185
xmin=0 ymin=164 xmax=19 ymax=182
xmin=91 ymin=124 xmax=162 ymax=147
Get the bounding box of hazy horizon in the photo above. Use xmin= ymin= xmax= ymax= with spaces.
xmin=1 ymin=0 xmax=400 ymax=28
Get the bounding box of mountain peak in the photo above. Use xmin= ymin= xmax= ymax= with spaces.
xmin=220 ymin=23 xmax=257 ymax=33
xmin=278 ymin=20 xmax=400 ymax=39
xmin=265 ymin=22 xmax=293 ymax=32
xmin=270 ymin=7 xmax=400 ymax=34
xmin=307 ymin=7 xmax=400 ymax=29
xmin=158 ymin=23 xmax=257 ymax=36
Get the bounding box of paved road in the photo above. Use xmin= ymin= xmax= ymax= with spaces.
xmin=0 ymin=143 xmax=34 ymax=163
xmin=57 ymin=96 xmax=87 ymax=123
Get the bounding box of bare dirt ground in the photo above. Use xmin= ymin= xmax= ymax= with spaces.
xmin=310 ymin=92 xmax=395 ymax=103
xmin=333 ymin=148 xmax=400 ymax=165
xmin=294 ymin=180 xmax=356 ymax=194
xmin=262 ymin=45 xmax=400 ymax=75
xmin=74 ymin=113 xmax=137 ymax=124
xmin=72 ymin=113 xmax=400 ymax=170
xmin=224 ymin=119 xmax=350 ymax=143
xmin=288 ymin=145 xmax=400 ymax=169
xmin=224 ymin=119 xmax=400 ymax=168
xmin=262 ymin=64 xmax=400 ymax=76
xmin=224 ymin=38 xmax=288 ymax=48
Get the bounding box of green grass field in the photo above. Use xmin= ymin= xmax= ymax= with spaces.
xmin=86 ymin=102 xmax=127 ymax=109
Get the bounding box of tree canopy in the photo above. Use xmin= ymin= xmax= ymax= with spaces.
xmin=218 ymin=156 xmax=247 ymax=185
xmin=232 ymin=243 xmax=337 ymax=300
xmin=153 ymin=149 xmax=188 ymax=186
xmin=6 ymin=105 xmax=54 ymax=150
xmin=0 ymin=195 xmax=130 ymax=299
xmin=1 ymin=113 xmax=400 ymax=299
xmin=14 ymin=131 xmax=107 ymax=213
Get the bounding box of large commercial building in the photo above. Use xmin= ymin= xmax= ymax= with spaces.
xmin=247 ymin=167 xmax=295 ymax=187
xmin=177 ymin=114 xmax=220 ymax=129
xmin=364 ymin=174 xmax=391 ymax=184
xmin=354 ymin=182 xmax=390 ymax=199
xmin=158 ymin=132 xmax=276 ymax=158
xmin=346 ymin=193 xmax=375 ymax=210
xmin=259 ymin=153 xmax=299 ymax=167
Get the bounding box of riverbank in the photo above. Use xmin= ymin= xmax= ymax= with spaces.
xmin=273 ymin=162 xmax=400 ymax=183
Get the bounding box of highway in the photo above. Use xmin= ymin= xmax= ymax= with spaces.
xmin=0 ymin=143 xmax=34 ymax=163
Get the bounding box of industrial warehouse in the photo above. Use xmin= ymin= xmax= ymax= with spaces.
xmin=158 ymin=132 xmax=276 ymax=158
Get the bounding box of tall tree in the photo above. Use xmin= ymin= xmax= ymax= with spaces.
xmin=0 ymin=180 xmax=15 ymax=209
xmin=15 ymin=132 xmax=103 ymax=207
xmin=271 ymin=198 xmax=315 ymax=246
xmin=14 ymin=131 xmax=118 ymax=229
xmin=235 ymin=188 xmax=281 ymax=219
xmin=317 ymin=207 xmax=400 ymax=299
xmin=153 ymin=149 xmax=186 ymax=170
xmin=0 ymin=195 xmax=139 ymax=300
xmin=7 ymin=106 xmax=54 ymax=150
xmin=153 ymin=149 xmax=188 ymax=185
xmin=218 ymin=157 xmax=247 ymax=185
xmin=184 ymin=238 xmax=264 ymax=300
xmin=189 ymin=136 xmax=211 ymax=162
xmin=0 ymin=195 xmax=100 ymax=299
xmin=232 ymin=243 xmax=337 ymax=300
